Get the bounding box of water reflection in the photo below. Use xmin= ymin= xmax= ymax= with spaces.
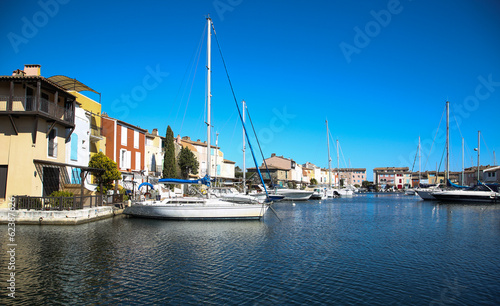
xmin=1 ymin=195 xmax=499 ymax=305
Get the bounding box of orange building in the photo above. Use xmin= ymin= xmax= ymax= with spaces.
xmin=101 ymin=115 xmax=146 ymax=174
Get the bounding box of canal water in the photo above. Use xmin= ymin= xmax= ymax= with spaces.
xmin=1 ymin=194 xmax=500 ymax=305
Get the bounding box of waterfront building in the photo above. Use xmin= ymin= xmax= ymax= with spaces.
xmin=246 ymin=165 xmax=289 ymax=187
xmin=145 ymin=129 xmax=164 ymax=178
xmin=333 ymin=168 xmax=367 ymax=186
xmin=319 ymin=168 xmax=337 ymax=187
xmin=65 ymin=106 xmax=90 ymax=184
xmin=483 ymin=166 xmax=500 ymax=184
xmin=261 ymin=154 xmax=305 ymax=188
xmin=462 ymin=165 xmax=491 ymax=186
xmin=373 ymin=167 xmax=410 ymax=189
xmin=0 ymin=65 xmax=78 ymax=207
xmin=46 ymin=76 xmax=106 ymax=186
xmin=101 ymin=115 xmax=146 ymax=191
xmin=303 ymin=162 xmax=322 ymax=184
xmin=175 ymin=135 xmax=236 ymax=182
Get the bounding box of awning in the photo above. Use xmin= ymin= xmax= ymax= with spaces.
xmin=47 ymin=75 xmax=100 ymax=95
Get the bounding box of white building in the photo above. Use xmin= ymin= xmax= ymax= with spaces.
xmin=145 ymin=129 xmax=164 ymax=177
xmin=65 ymin=106 xmax=90 ymax=184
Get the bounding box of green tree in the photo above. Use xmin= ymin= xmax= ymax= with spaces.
xmin=310 ymin=178 xmax=318 ymax=185
xmin=163 ymin=125 xmax=177 ymax=178
xmin=234 ymin=166 xmax=243 ymax=178
xmin=178 ymin=146 xmax=199 ymax=179
xmin=88 ymin=152 xmax=122 ymax=193
xmin=362 ymin=180 xmax=371 ymax=188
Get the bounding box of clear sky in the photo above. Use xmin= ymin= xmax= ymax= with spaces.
xmin=2 ymin=0 xmax=499 ymax=180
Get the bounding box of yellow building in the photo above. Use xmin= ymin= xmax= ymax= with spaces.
xmin=46 ymin=76 xmax=105 ymax=158
xmin=0 ymin=65 xmax=78 ymax=208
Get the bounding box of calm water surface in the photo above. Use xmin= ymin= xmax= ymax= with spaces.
xmin=1 ymin=194 xmax=500 ymax=305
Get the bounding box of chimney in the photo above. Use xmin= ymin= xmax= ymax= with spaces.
xmin=271 ymin=153 xmax=276 ymax=157
xmin=24 ymin=64 xmax=41 ymax=76
xmin=12 ymin=69 xmax=26 ymax=76
xmin=152 ymin=128 xmax=158 ymax=136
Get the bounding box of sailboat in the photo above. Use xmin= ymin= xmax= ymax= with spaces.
xmin=333 ymin=138 xmax=354 ymax=197
xmin=431 ymin=130 xmax=500 ymax=203
xmin=124 ymin=17 xmax=269 ymax=220
xmin=416 ymin=101 xmax=451 ymax=201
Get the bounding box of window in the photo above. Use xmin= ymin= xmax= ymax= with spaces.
xmin=120 ymin=149 xmax=131 ymax=170
xmin=135 ymin=152 xmax=141 ymax=170
xmin=48 ymin=128 xmax=57 ymax=157
xmin=121 ymin=126 xmax=127 ymax=146
xmin=134 ymin=131 xmax=139 ymax=149
xmin=0 ymin=165 xmax=7 ymax=199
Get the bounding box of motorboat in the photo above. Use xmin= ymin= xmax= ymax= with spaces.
xmin=274 ymin=187 xmax=313 ymax=201
xmin=431 ymin=184 xmax=499 ymax=203
xmin=309 ymin=187 xmax=327 ymax=200
xmin=415 ymin=184 xmax=441 ymax=200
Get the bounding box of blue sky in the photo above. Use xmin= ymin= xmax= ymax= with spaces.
xmin=2 ymin=0 xmax=499 ymax=180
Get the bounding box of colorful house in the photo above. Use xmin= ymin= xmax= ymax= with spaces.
xmin=0 ymin=65 xmax=78 ymax=207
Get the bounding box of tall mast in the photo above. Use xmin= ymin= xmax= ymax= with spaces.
xmin=336 ymin=139 xmax=340 ymax=188
xmin=206 ymin=16 xmax=212 ymax=197
xmin=418 ymin=136 xmax=421 ymax=184
xmin=461 ymin=137 xmax=465 ymax=186
xmin=242 ymin=100 xmax=246 ymax=194
xmin=445 ymin=101 xmax=449 ymax=182
xmin=326 ymin=120 xmax=332 ymax=188
xmin=215 ymin=131 xmax=218 ymax=184
xmin=477 ymin=130 xmax=480 ymax=183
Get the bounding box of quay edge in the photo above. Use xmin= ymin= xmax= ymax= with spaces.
xmin=0 ymin=207 xmax=124 ymax=225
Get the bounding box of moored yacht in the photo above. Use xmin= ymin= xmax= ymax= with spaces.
xmin=124 ymin=197 xmax=268 ymax=220
xmin=274 ymin=187 xmax=314 ymax=201
xmin=431 ymin=184 xmax=499 ymax=203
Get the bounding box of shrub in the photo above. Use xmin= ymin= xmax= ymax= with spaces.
xmin=49 ymin=191 xmax=75 ymax=209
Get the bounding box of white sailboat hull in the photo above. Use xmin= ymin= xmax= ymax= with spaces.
xmin=431 ymin=190 xmax=500 ymax=203
xmin=275 ymin=189 xmax=313 ymax=200
xmin=124 ymin=198 xmax=269 ymax=220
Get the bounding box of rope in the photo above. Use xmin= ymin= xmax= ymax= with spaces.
xmin=175 ymin=23 xmax=206 ymax=135
xmin=245 ymin=103 xmax=276 ymax=187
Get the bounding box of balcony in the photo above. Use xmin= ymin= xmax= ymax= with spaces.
xmin=0 ymin=95 xmax=74 ymax=125
xmin=90 ymin=123 xmax=103 ymax=142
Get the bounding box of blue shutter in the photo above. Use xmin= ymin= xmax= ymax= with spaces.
xmin=71 ymin=134 xmax=78 ymax=161
xmin=71 ymin=168 xmax=81 ymax=184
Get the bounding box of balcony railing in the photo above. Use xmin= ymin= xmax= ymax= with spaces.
xmin=90 ymin=124 xmax=103 ymax=138
xmin=0 ymin=95 xmax=74 ymax=124
xmin=14 ymin=195 xmax=103 ymax=211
